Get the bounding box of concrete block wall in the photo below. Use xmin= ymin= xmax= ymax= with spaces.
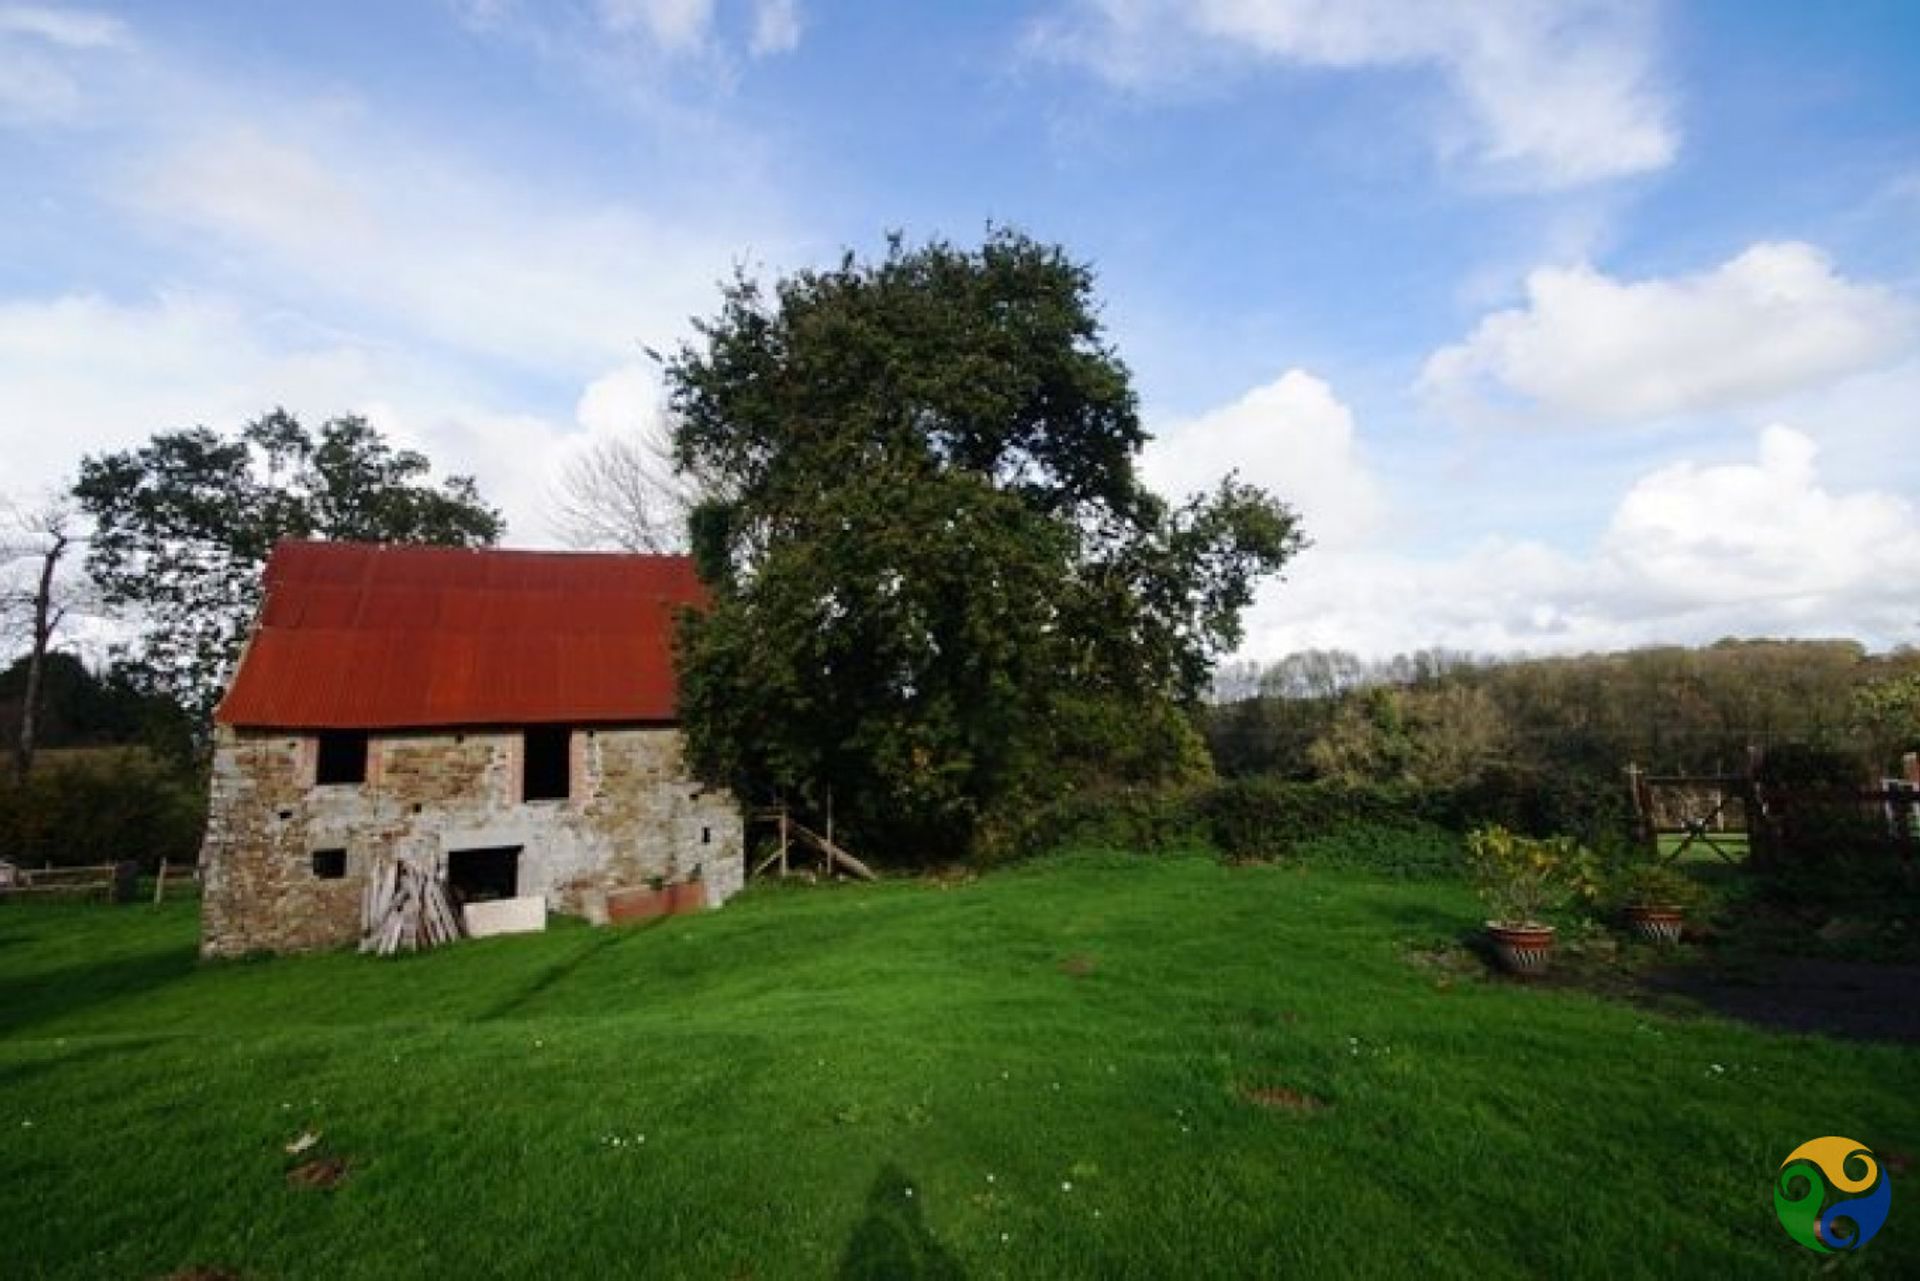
xmin=199 ymin=724 xmax=744 ymax=957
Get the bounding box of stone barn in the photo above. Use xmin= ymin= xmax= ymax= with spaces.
xmin=199 ymin=540 xmax=745 ymax=957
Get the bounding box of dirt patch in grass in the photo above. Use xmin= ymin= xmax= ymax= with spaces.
xmin=1059 ymin=954 xmax=1097 ymax=978
xmin=158 ymin=1270 xmax=245 ymax=1281
xmin=1239 ymin=1085 xmax=1327 ymax=1112
xmin=286 ymin=1157 xmax=350 ymax=1190
xmin=1403 ymin=943 xmax=1483 ymax=989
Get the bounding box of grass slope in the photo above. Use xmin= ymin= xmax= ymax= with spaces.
xmin=2 ymin=852 xmax=1914 ymax=1279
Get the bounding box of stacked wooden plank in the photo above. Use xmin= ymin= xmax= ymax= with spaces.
xmin=359 ymin=859 xmax=464 ymax=956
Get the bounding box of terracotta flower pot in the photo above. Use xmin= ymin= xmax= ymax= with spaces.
xmin=669 ymin=880 xmax=708 ymax=914
xmin=1487 ymin=921 xmax=1556 ymax=975
xmin=606 ymin=886 xmax=672 ymax=923
xmin=1624 ymin=904 xmax=1685 ymax=944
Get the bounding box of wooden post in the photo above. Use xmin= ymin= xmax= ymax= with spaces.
xmin=154 ymin=860 xmax=169 ymax=906
xmin=1626 ymin=763 xmax=1653 ymax=856
xmin=1744 ymin=744 xmax=1771 ymax=873
xmin=778 ymin=805 xmax=790 ymax=878
xmin=823 ymin=787 xmax=835 ymax=879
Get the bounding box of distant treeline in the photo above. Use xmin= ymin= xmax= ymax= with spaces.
xmin=0 ymin=651 xmax=196 ymax=760
xmin=1206 ymin=639 xmax=1920 ymax=787
xmin=0 ymin=652 xmax=203 ymax=869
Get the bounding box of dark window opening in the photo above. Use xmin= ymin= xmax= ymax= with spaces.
xmin=522 ymin=727 xmax=571 ymax=801
xmin=315 ymin=731 xmax=369 ymax=785
xmin=312 ymin=848 xmax=347 ymax=880
xmin=447 ymin=846 xmax=520 ymax=904
xmin=702 ymin=826 xmax=712 ymax=846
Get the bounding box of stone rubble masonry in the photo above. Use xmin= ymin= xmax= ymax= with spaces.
xmin=199 ymin=724 xmax=745 ymax=958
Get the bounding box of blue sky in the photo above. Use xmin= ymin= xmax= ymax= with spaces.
xmin=3 ymin=0 xmax=1918 ymax=658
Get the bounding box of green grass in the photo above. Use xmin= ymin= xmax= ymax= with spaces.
xmin=2 ymin=852 xmax=1913 ymax=1279
xmin=1657 ymin=830 xmax=1751 ymax=865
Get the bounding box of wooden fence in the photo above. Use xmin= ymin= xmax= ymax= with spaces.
xmin=0 ymin=861 xmax=141 ymax=902
xmin=1628 ymin=751 xmax=1920 ymax=871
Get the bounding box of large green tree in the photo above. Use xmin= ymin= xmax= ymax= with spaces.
xmin=75 ymin=410 xmax=503 ymax=723
xmin=669 ymin=231 xmax=1303 ymax=861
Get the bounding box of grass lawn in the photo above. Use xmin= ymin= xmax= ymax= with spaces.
xmin=1656 ymin=830 xmax=1751 ymax=865
xmin=2 ymin=852 xmax=1914 ymax=1279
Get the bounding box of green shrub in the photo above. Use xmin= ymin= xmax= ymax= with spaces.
xmin=0 ymin=752 xmax=205 ymax=870
xmin=1753 ymin=742 xmax=1913 ymax=903
xmin=1756 ymin=741 xmax=1867 ymax=790
xmin=977 ymin=783 xmax=1208 ymax=864
xmin=1199 ymin=779 xmax=1439 ymax=861
xmin=1464 ymin=824 xmax=1597 ymax=926
xmin=1290 ymin=820 xmax=1463 ymax=878
xmin=1437 ymin=763 xmax=1633 ymax=848
xmin=1611 ymin=861 xmax=1701 ymax=909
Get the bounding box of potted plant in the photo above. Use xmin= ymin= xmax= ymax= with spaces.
xmin=1465 ymin=825 xmax=1590 ymax=975
xmin=1615 ymin=862 xmax=1697 ymax=944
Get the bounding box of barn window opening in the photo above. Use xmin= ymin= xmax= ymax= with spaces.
xmin=522 ymin=727 xmax=571 ymax=801
xmin=311 ymin=848 xmax=347 ymax=880
xmin=702 ymin=826 xmax=712 ymax=845
xmin=315 ymin=731 xmax=369 ymax=786
xmin=447 ymin=846 xmax=521 ymax=904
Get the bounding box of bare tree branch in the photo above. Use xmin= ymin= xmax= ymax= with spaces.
xmin=548 ymin=416 xmax=699 ymax=553
xmin=2 ymin=492 xmax=95 ymax=779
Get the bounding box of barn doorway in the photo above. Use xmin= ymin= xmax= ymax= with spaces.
xmin=447 ymin=846 xmax=522 ymax=904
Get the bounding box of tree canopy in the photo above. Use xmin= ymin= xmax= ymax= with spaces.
xmin=668 ymin=231 xmax=1303 ymax=861
xmin=1207 ymin=639 xmax=1920 ymax=786
xmin=0 ymin=650 xmax=194 ymax=760
xmin=74 ymin=410 xmax=503 ymax=722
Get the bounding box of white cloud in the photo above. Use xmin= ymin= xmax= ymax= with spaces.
xmin=1152 ymin=375 xmax=1920 ymax=659
xmin=0 ymin=5 xmax=124 ymax=47
xmin=749 ymin=0 xmax=801 ymax=57
xmin=136 ymin=127 xmax=373 ymax=249
xmin=1031 ymin=0 xmax=1676 ymax=189
xmin=0 ymin=289 xmax=648 ymax=547
xmin=0 ymin=3 xmax=126 ymax=122
xmin=1141 ymin=369 xmax=1383 ymax=545
xmin=0 ymin=4 xmax=798 ymax=553
xmin=456 ymin=0 xmax=802 ymax=63
xmin=124 ymin=122 xmax=783 ymax=374
xmin=1598 ymin=425 xmax=1920 ymax=613
xmin=0 ymin=293 xmax=345 ymax=486
xmin=575 ymin=362 xmax=665 ymax=438
xmin=1421 ymin=242 xmax=1917 ymax=423
xmin=597 ymin=0 xmax=716 ymax=53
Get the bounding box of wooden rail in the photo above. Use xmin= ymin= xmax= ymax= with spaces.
xmin=748 ymin=804 xmax=876 ymax=882
xmin=0 ymin=862 xmax=140 ymax=902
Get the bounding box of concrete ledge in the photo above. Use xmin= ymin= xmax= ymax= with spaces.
xmin=462 ymin=896 xmax=547 ymax=938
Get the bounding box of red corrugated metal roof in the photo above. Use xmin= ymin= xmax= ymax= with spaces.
xmin=215 ymin=541 xmax=707 ymax=729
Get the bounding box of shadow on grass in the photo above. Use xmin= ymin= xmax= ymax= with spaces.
xmin=0 ymin=949 xmax=198 ymax=1039
xmin=478 ymin=927 xmax=640 ymax=1021
xmin=1641 ymin=959 xmax=1920 ymax=1043
xmin=1360 ymin=900 xmax=1475 ymax=939
xmin=0 ymin=1039 xmax=166 ymax=1091
xmin=838 ymin=1164 xmax=966 ymax=1281
xmin=1443 ymin=906 xmax=1920 ymax=1043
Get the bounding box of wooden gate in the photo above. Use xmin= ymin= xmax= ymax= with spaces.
xmin=1628 ymin=751 xmax=1920 ymax=871
xmin=1626 ymin=765 xmax=1755 ymax=865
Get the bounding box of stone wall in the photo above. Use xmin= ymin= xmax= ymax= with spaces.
xmin=199 ymin=724 xmax=744 ymax=957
